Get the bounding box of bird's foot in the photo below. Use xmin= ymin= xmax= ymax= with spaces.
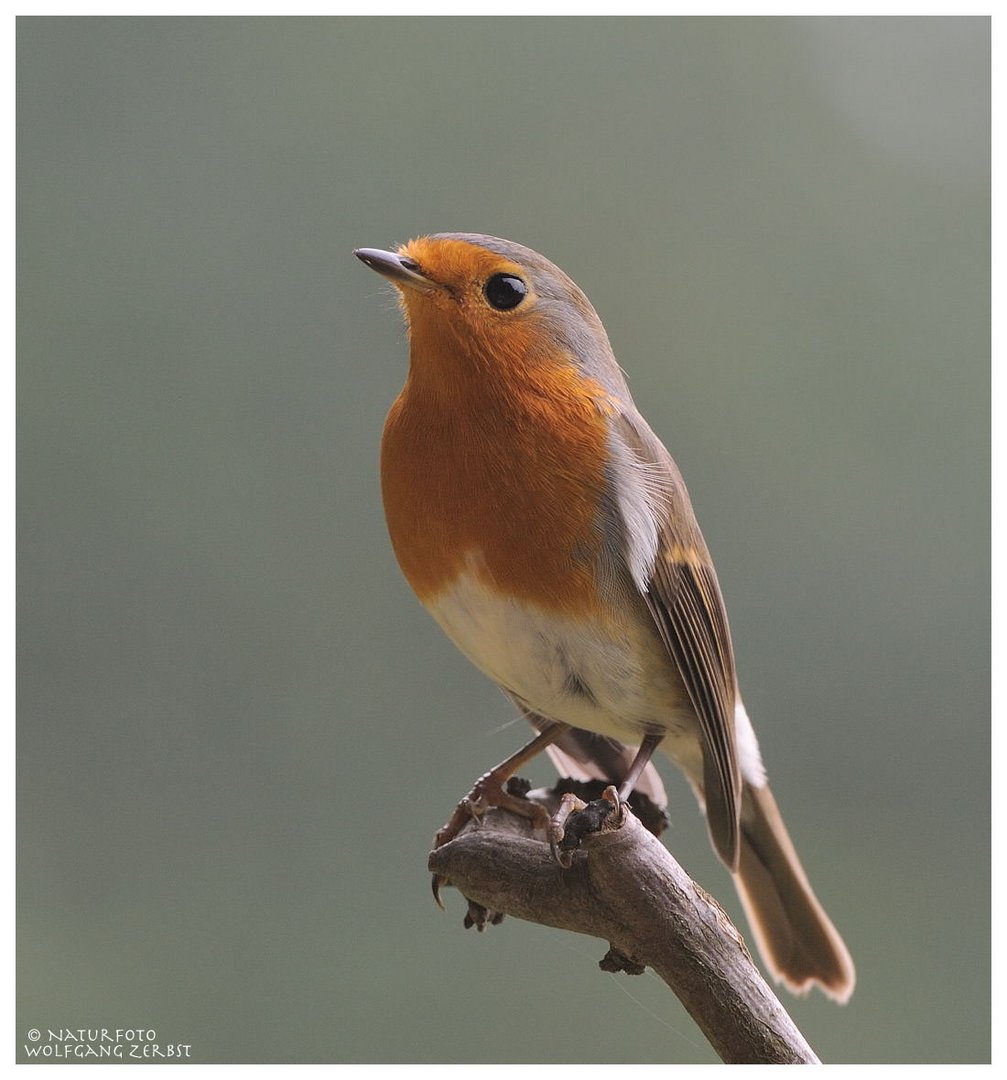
xmin=548 ymin=784 xmax=627 ymax=867
xmin=430 ymin=771 xmax=550 ymax=909
xmin=547 ymin=791 xmax=588 ymax=867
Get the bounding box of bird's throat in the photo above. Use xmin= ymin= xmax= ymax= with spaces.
xmin=381 ymin=359 xmax=613 ymax=617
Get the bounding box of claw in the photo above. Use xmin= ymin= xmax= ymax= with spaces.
xmin=548 ymin=791 xmax=588 ymax=867
xmin=548 ymin=819 xmax=576 ymax=868
xmin=430 ymin=748 xmax=564 ymax=915
xmin=554 ymin=844 xmax=575 ymax=870
xmin=466 ymin=796 xmax=487 ymax=825
xmin=431 ymin=872 xmax=446 ymax=910
xmin=601 ymin=784 xmax=628 ymax=826
xmin=548 ymin=829 xmax=567 ymax=867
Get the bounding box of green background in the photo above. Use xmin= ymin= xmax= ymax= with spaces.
xmin=18 ymin=17 xmax=989 ymax=1064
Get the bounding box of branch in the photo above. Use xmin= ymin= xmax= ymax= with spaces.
xmin=427 ymin=787 xmax=820 ymax=1065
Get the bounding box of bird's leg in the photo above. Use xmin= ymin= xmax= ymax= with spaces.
xmin=548 ymin=732 xmax=665 ymax=867
xmin=431 ymin=721 xmax=571 ymax=906
xmin=618 ymin=732 xmax=665 ymax=801
xmin=432 ymin=722 xmax=572 ymax=848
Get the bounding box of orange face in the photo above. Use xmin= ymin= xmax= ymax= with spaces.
xmin=391 ymin=236 xmax=554 ymax=391
xmin=372 ymin=235 xmax=616 ymax=614
xmin=397 ymin=236 xmax=533 ymax=312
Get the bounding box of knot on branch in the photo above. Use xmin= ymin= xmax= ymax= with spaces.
xmin=600 ymin=946 xmax=646 ymax=976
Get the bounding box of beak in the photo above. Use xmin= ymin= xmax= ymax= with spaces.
xmin=354 ymin=248 xmax=442 ymax=294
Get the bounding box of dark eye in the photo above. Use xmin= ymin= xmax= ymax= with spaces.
xmin=484 ymin=273 xmax=527 ymax=311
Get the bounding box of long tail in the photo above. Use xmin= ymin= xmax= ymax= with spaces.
xmin=734 ymin=781 xmax=855 ymax=1003
xmin=531 ymin=714 xmax=854 ymax=1002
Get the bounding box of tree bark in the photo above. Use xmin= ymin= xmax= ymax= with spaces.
xmin=427 ymin=789 xmax=821 ymax=1064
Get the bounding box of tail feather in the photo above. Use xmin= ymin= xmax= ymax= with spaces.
xmin=734 ymin=782 xmax=855 ymax=1003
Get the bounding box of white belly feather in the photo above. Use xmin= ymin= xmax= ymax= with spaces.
xmin=426 ymin=569 xmax=703 ymax=768
xmin=426 ymin=567 xmax=766 ymax=788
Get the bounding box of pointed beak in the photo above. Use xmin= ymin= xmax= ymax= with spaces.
xmin=354 ymin=248 xmax=442 ymax=294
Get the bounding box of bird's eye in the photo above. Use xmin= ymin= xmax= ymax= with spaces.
xmin=484 ymin=273 xmax=527 ymax=311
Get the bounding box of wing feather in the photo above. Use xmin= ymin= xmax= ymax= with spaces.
xmin=614 ymin=411 xmax=743 ymax=869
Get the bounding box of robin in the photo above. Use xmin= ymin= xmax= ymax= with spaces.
xmin=355 ymin=233 xmax=855 ymax=1002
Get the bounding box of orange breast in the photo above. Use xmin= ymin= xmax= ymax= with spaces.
xmin=381 ymin=356 xmax=611 ymax=617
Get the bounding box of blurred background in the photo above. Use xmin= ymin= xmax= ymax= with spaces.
xmin=17 ymin=17 xmax=989 ymax=1064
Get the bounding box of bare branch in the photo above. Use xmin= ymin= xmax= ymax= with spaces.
xmin=427 ymin=791 xmax=820 ymax=1064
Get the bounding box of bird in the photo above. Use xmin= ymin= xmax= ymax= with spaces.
xmin=355 ymin=232 xmax=855 ymax=1003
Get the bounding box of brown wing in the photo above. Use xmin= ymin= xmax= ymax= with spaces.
xmin=616 ymin=412 xmax=743 ymax=870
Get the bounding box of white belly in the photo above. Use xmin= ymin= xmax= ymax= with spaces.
xmin=426 ymin=569 xmax=702 ymax=767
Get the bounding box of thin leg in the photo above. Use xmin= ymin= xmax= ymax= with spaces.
xmin=618 ymin=732 xmax=664 ymax=800
xmin=433 ymin=721 xmax=572 ymax=846
xmin=547 ymin=733 xmax=666 ymax=868
xmin=432 ymin=721 xmax=571 ymax=905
